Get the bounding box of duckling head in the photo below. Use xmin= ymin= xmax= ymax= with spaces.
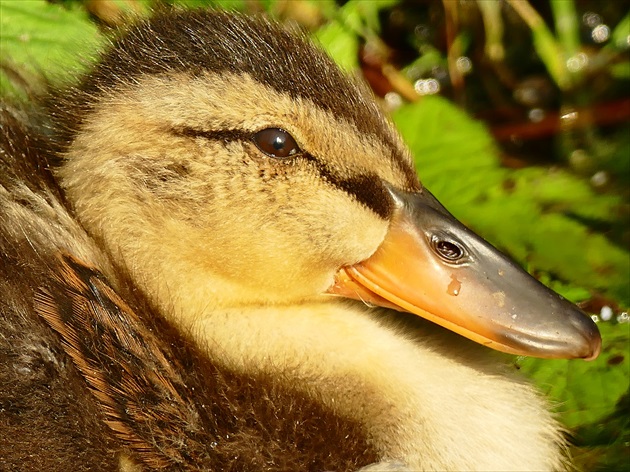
xmin=56 ymin=11 xmax=413 ymax=305
xmin=55 ymin=10 xmax=600 ymax=359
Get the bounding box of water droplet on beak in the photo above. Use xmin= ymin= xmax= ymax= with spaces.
xmin=447 ymin=275 xmax=461 ymax=296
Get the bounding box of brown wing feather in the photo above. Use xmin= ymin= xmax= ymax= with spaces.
xmin=35 ymin=255 xmax=379 ymax=471
xmin=36 ymin=255 xmax=183 ymax=468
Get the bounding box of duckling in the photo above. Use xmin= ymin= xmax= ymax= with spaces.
xmin=1 ymin=9 xmax=601 ymax=471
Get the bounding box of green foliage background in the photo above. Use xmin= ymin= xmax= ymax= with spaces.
xmin=1 ymin=0 xmax=628 ymax=469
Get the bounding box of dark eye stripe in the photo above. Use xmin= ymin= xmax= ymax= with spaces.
xmin=175 ymin=127 xmax=247 ymax=143
xmin=297 ymin=153 xmax=393 ymax=219
xmin=173 ymin=127 xmax=393 ymax=219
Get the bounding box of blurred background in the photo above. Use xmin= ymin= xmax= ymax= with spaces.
xmin=1 ymin=0 xmax=628 ymax=469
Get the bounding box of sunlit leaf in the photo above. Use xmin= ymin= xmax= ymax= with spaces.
xmin=517 ymin=321 xmax=630 ymax=428
xmin=315 ymin=20 xmax=360 ymax=72
xmin=0 ymin=0 xmax=102 ymax=95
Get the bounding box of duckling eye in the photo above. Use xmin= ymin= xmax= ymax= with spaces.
xmin=253 ymin=128 xmax=300 ymax=159
xmin=431 ymin=235 xmax=466 ymax=263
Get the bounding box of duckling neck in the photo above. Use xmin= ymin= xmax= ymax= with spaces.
xmin=107 ymin=240 xmax=566 ymax=471
xmin=183 ymin=296 xmax=565 ymax=471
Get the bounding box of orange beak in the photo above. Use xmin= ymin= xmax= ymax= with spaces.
xmin=328 ymin=186 xmax=601 ymax=360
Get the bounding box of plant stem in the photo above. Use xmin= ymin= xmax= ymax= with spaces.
xmin=550 ymin=0 xmax=580 ymax=59
xmin=506 ymin=0 xmax=570 ymax=90
xmin=477 ymin=0 xmax=504 ymax=62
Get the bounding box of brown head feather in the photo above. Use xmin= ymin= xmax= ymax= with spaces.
xmin=51 ymin=9 xmax=419 ymax=192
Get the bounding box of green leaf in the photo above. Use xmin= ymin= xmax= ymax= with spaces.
xmin=610 ymin=60 xmax=630 ymax=79
xmin=392 ymin=96 xmax=509 ymax=233
xmin=517 ymin=321 xmax=630 ymax=429
xmin=315 ymin=19 xmax=360 ymax=72
xmin=610 ymin=11 xmax=630 ymax=51
xmin=0 ymin=0 xmax=102 ymax=95
xmin=511 ymin=167 xmax=620 ymax=221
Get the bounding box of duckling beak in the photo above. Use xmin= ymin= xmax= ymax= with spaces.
xmin=329 ymin=186 xmax=601 ymax=360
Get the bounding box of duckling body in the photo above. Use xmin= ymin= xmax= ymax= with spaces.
xmin=1 ymin=9 xmax=599 ymax=471
xmin=0 ymin=107 xmax=377 ymax=471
